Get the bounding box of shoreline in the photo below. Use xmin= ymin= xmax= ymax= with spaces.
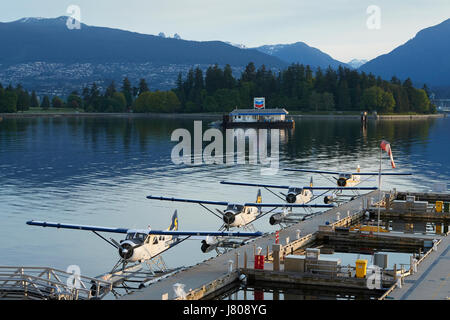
xmin=0 ymin=112 xmax=446 ymax=120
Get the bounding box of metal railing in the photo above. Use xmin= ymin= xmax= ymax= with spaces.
xmin=0 ymin=266 xmax=112 ymax=300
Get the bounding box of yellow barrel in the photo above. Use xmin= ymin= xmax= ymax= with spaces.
xmin=356 ymin=259 xmax=368 ymax=278
xmin=436 ymin=201 xmax=443 ymax=213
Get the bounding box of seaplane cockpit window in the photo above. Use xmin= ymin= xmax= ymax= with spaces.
xmin=339 ymin=173 xmax=352 ymax=180
xmin=126 ymin=233 xmax=147 ymax=242
xmin=136 ymin=233 xmax=147 ymax=242
xmin=288 ymin=187 xmax=302 ymax=194
xmin=226 ymin=204 xmax=244 ymax=212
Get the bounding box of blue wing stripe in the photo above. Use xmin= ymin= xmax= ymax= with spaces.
xmin=284 ymin=169 xmax=341 ymax=175
xmin=148 ymin=230 xmax=262 ymax=237
xmin=146 ymin=195 xmax=229 ymax=206
xmin=244 ymin=203 xmax=334 ymax=208
xmin=220 ymin=181 xmax=290 ymax=189
xmin=304 ymin=187 xmax=378 ymax=190
xmin=354 ymin=172 xmax=412 ymax=175
xmin=26 ymin=221 xmax=129 ymax=234
xmin=26 ymin=221 xmax=262 ymax=238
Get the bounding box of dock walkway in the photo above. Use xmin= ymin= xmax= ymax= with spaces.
xmin=120 ymin=191 xmax=379 ymax=300
xmin=388 ymin=234 xmax=450 ymax=300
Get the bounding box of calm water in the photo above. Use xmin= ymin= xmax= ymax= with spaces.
xmin=0 ymin=116 xmax=449 ymax=278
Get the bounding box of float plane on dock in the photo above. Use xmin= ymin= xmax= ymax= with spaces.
xmin=26 ymin=211 xmax=262 ymax=272
xmin=219 ymin=179 xmax=378 ymax=224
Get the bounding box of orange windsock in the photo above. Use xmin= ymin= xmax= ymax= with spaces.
xmin=380 ymin=140 xmax=396 ymax=168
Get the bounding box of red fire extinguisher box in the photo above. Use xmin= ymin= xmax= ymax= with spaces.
xmin=254 ymin=255 xmax=265 ymax=270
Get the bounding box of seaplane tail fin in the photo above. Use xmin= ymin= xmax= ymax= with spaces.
xmin=256 ymin=189 xmax=262 ymax=204
xmin=310 ymin=176 xmax=314 ymax=188
xmin=169 ymin=210 xmax=179 ymax=231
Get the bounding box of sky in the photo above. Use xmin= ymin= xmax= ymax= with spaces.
xmin=0 ymin=0 xmax=449 ymax=62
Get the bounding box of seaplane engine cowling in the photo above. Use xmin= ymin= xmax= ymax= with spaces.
xmin=223 ymin=212 xmax=236 ymax=225
xmin=201 ymin=237 xmax=218 ymax=253
xmin=286 ymin=193 xmax=297 ymax=203
xmin=118 ymin=242 xmax=134 ymax=260
xmin=324 ymin=194 xmax=337 ymax=204
xmin=201 ymin=240 xmax=210 ymax=253
xmin=337 ymin=178 xmax=347 ymax=187
xmin=269 ymin=213 xmax=283 ymax=225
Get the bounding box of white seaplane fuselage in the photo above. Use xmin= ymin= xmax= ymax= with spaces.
xmin=337 ymin=173 xmax=361 ymax=187
xmin=119 ymin=231 xmax=176 ymax=262
xmin=223 ymin=204 xmax=260 ymax=228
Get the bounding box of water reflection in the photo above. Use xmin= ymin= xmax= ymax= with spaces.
xmin=215 ymin=284 xmax=381 ymax=300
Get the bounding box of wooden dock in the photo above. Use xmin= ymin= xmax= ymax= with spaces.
xmin=120 ymin=191 xmax=380 ymax=300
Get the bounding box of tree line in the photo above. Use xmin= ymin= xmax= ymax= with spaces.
xmin=0 ymin=63 xmax=436 ymax=114
xmin=175 ymin=63 xmax=436 ymax=114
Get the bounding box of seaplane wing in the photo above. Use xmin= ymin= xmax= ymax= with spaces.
xmin=353 ymin=172 xmax=412 ymax=176
xmin=26 ymin=221 xmax=129 ymax=234
xmin=146 ymin=195 xmax=229 ymax=206
xmin=221 ymin=181 xmax=377 ymax=191
xmin=304 ymin=186 xmax=378 ymax=190
xmin=26 ymin=221 xmax=262 ymax=238
xmin=147 ymin=230 xmax=262 ymax=237
xmin=244 ymin=203 xmax=334 ymax=208
xmin=283 ymin=169 xmax=341 ymax=175
xmin=220 ymin=181 xmax=290 ymax=189
xmin=284 ymin=168 xmax=412 ymax=176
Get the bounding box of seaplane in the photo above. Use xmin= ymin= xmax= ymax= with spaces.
xmin=26 ymin=211 xmax=262 ymax=272
xmin=283 ymin=165 xmax=411 ymax=203
xmin=146 ymin=190 xmax=334 ymax=233
xmin=219 ymin=179 xmax=377 ymax=225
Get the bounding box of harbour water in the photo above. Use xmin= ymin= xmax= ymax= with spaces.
xmin=0 ymin=116 xmax=449 ymax=280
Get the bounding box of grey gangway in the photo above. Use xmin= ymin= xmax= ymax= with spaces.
xmin=0 ymin=266 xmax=112 ymax=300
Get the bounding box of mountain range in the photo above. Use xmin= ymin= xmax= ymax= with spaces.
xmin=359 ymin=18 xmax=450 ymax=87
xmin=0 ymin=16 xmax=448 ymax=97
xmin=254 ymin=42 xmax=347 ymax=70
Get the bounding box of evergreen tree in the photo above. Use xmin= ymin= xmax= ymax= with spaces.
xmin=41 ymin=95 xmax=51 ymax=110
xmin=138 ymin=79 xmax=150 ymax=96
xmin=30 ymin=91 xmax=40 ymax=108
xmin=121 ymin=77 xmax=133 ymax=107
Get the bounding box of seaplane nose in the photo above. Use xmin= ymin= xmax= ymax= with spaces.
xmin=286 ymin=193 xmax=297 ymax=203
xmin=223 ymin=212 xmax=236 ymax=225
xmin=337 ymin=178 xmax=347 ymax=187
xmin=119 ymin=243 xmax=134 ymax=260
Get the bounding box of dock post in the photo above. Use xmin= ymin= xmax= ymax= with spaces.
xmin=393 ymin=264 xmax=397 ymax=281
xmin=266 ymin=246 xmax=270 ymax=261
xmin=235 ymin=252 xmax=239 ymax=269
xmin=244 ymin=251 xmax=247 ymax=269
xmin=228 ymin=260 xmax=234 ymax=273
xmin=272 ymin=244 xmax=282 ymax=271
